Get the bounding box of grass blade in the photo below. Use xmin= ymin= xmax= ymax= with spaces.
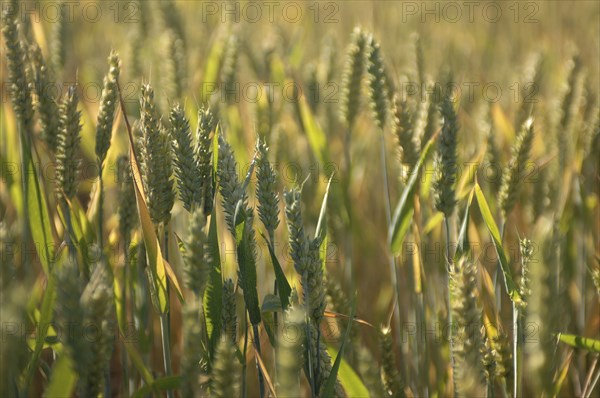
xmin=390 ymin=133 xmax=437 ymax=255
xmin=298 ymin=95 xmax=330 ymax=166
xmin=326 ymin=346 xmax=370 ymax=398
xmin=26 ymin=150 xmax=55 ymax=275
xmin=455 ymin=186 xmax=475 ymax=260
xmin=132 ymin=376 xmax=181 ymax=398
xmin=235 ymin=218 xmax=261 ymax=326
xmin=474 ymin=182 xmax=521 ymax=303
xmin=321 ymin=296 xmax=357 ymax=397
xmin=260 ymin=232 xmax=292 ymax=311
xmin=24 ymin=276 xmax=56 ymax=391
xmin=43 ymin=352 xmax=77 ymax=398
xmin=559 ymin=334 xmax=600 ymax=353
xmin=204 ymin=205 xmax=223 ymax=359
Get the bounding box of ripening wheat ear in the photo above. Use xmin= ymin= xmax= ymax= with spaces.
xmin=339 ymin=27 xmax=367 ymax=129
xmin=591 ymin=260 xmax=600 ymax=299
xmin=379 ymin=326 xmax=407 ymax=398
xmin=518 ymin=238 xmax=533 ymax=313
xmin=56 ymin=86 xmax=82 ymax=201
xmin=169 ymin=104 xmax=203 ymax=212
xmin=183 ymin=208 xmax=211 ymax=297
xmin=95 ymin=51 xmax=120 ymax=166
xmin=482 ymin=332 xmax=512 ymax=388
xmin=432 ymin=95 xmax=459 ymax=217
xmin=29 ymin=44 xmax=60 ymax=153
xmin=139 ymin=83 xmax=175 ymax=226
xmin=221 ymin=278 xmax=237 ymax=344
xmin=211 ymin=336 xmax=241 ymax=398
xmin=515 ymin=54 xmax=543 ymax=128
xmin=450 ymin=257 xmax=485 ymax=397
xmin=256 ymin=139 xmax=280 ymax=242
xmin=366 ymin=33 xmax=390 ymax=131
xmin=498 ymin=118 xmax=534 ymax=219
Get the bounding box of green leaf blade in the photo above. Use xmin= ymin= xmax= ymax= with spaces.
xmin=390 ymin=134 xmax=437 ymax=255
xmin=473 ymin=182 xmax=521 ymax=303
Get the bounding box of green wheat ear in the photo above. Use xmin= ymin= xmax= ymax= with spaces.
xmin=2 ymin=9 xmax=34 ymax=135
xmin=211 ymin=336 xmax=241 ymax=398
xmin=56 ymin=86 xmax=82 ymax=200
xmin=0 ymin=223 xmax=16 ymax=285
xmin=29 ymin=44 xmax=60 ymax=154
xmin=450 ymin=257 xmax=485 ymax=397
xmin=307 ymin=321 xmax=344 ymax=397
xmin=196 ymin=105 xmax=216 ymax=216
xmin=366 ymin=33 xmax=390 ymax=131
xmin=498 ymin=118 xmax=534 ymax=219
xmin=169 ymin=104 xmax=202 ymax=212
xmin=277 ymin=304 xmax=305 ymax=397
xmin=339 ymin=26 xmax=368 ymax=129
xmin=305 ymin=63 xmax=320 ymax=112
xmin=419 ymin=80 xmax=443 ymax=149
xmin=217 ymin=134 xmax=247 ymax=236
xmin=379 ymin=326 xmax=407 ymax=398
xmin=526 ymin=220 xmax=561 ymax=396
xmin=78 ymin=260 xmax=114 ymax=397
xmin=391 ymin=94 xmax=419 ymax=175
xmin=117 ymin=155 xmax=137 ymax=247
xmin=481 ymin=103 xmax=502 ymax=195
xmin=95 ymin=51 xmax=120 ymax=166
xmin=256 ymin=138 xmax=280 ymax=242
xmin=139 ymin=83 xmax=175 ymax=226
xmin=181 ymin=302 xmax=204 ymax=397
xmin=221 ymin=278 xmax=237 ymax=344
xmin=284 ymin=188 xmax=326 ymax=323
xmin=432 ymin=95 xmax=459 ymax=217
xmin=183 ymin=208 xmax=211 ymax=297
xmin=54 ymin=259 xmax=88 ymax=391
xmin=51 ymin=1 xmax=67 ymax=74
xmin=221 ymin=34 xmax=240 ymax=104
xmin=162 ymin=29 xmax=186 ymax=101
xmin=326 ymin=278 xmax=359 ymax=364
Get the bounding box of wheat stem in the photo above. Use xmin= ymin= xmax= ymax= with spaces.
xmin=252 ymin=324 xmax=266 ymax=398
xmin=379 ymin=129 xmax=404 ymax=378
xmin=444 ymin=216 xmax=457 ymax=397
xmin=242 ymin=310 xmax=249 ymax=398
xmin=160 ymin=229 xmax=173 ymax=398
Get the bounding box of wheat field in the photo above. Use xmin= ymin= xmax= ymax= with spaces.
xmin=1 ymin=1 xmax=599 ymax=397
